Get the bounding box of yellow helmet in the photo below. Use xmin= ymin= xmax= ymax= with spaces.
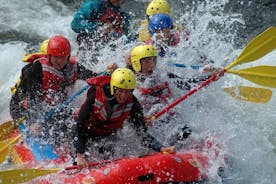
xmin=146 ymin=0 xmax=171 ymax=16
xmin=110 ymin=68 xmax=136 ymax=95
xmin=130 ymin=45 xmax=158 ymax=72
xmin=40 ymin=39 xmax=49 ymax=54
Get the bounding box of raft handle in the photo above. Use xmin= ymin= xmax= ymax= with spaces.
xmin=138 ymin=173 xmax=154 ymax=181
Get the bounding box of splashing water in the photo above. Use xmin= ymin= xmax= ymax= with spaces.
xmin=0 ymin=0 xmax=275 ymax=183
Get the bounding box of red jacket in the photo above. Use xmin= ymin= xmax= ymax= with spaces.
xmin=40 ymin=57 xmax=78 ymax=105
xmin=84 ymin=76 xmax=134 ymax=136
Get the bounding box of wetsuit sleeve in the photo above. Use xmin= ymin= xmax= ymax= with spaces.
xmin=9 ymin=62 xmax=43 ymax=119
xmin=77 ymin=63 xmax=98 ymax=80
xmin=75 ymin=86 xmax=96 ymax=154
xmin=24 ymin=61 xmax=43 ymax=100
xmin=71 ymin=0 xmax=105 ymax=33
xmin=168 ymin=72 xmax=212 ymax=91
xmin=129 ymin=96 xmax=163 ymax=152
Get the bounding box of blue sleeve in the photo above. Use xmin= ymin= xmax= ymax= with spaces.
xmin=71 ymin=0 xmax=105 ymax=33
xmin=121 ymin=12 xmax=134 ymax=42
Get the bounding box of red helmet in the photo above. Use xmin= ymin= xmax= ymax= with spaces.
xmin=47 ymin=35 xmax=71 ymax=57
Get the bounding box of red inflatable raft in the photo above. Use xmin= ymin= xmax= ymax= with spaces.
xmin=33 ymin=151 xmax=212 ymax=184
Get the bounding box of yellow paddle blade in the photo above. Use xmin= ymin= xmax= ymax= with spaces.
xmin=0 ymin=117 xmax=24 ymax=141
xmin=223 ymin=86 xmax=272 ymax=103
xmin=0 ymin=168 xmax=60 ymax=184
xmin=227 ymin=66 xmax=276 ymax=88
xmin=0 ymin=134 xmax=22 ymax=164
xmin=226 ymin=26 xmax=276 ymax=70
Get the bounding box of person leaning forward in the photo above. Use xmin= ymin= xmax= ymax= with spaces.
xmin=9 ymin=35 xmax=99 ymax=134
xmin=74 ymin=68 xmax=175 ymax=169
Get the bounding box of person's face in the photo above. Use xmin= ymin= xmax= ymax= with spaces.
xmin=114 ymin=88 xmax=133 ymax=104
xmin=140 ymin=56 xmax=157 ymax=76
xmin=154 ymin=28 xmax=171 ymax=43
xmin=50 ymin=55 xmax=68 ymax=70
xmin=110 ymin=0 xmax=125 ymax=7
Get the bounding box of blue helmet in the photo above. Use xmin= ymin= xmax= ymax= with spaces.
xmin=148 ymin=13 xmax=173 ymax=36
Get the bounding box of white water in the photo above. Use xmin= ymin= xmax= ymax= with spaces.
xmin=0 ymin=0 xmax=275 ymax=183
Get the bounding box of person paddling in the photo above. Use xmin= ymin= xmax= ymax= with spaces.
xmin=138 ymin=0 xmax=188 ymax=43
xmin=9 ymin=35 xmax=105 ymax=149
xmin=126 ymin=45 xmax=224 ymax=144
xmin=71 ymin=0 xmax=131 ymax=65
xmin=74 ymin=68 xmax=175 ymax=169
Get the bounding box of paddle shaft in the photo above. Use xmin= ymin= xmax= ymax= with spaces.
xmin=151 ymin=73 xmax=218 ymax=120
xmin=45 ymin=85 xmax=89 ymax=120
xmin=167 ymin=62 xmax=201 ymax=70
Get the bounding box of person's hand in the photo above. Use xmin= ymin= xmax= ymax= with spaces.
xmin=124 ymin=53 xmax=131 ymax=66
xmin=29 ymin=123 xmax=40 ymax=136
xmin=213 ymin=68 xmax=225 ymax=81
xmin=202 ymin=65 xmax=215 ymax=72
xmin=144 ymin=115 xmax=153 ymax=127
xmin=106 ymin=63 xmax=118 ymax=74
xmin=76 ymin=153 xmax=88 ymax=169
xmin=160 ymin=146 xmax=176 ymax=154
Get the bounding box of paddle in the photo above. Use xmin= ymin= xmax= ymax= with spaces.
xmin=44 ymin=85 xmax=89 ymax=120
xmin=0 ymin=117 xmax=25 ymax=141
xmin=0 ymin=133 xmax=22 ymax=164
xmin=167 ymin=61 xmax=273 ymax=103
xmin=0 ymin=158 xmax=121 ymax=184
xmin=151 ymin=26 xmax=276 ymax=120
xmin=167 ymin=62 xmax=202 ymax=70
xmin=223 ymin=86 xmax=272 ymax=103
xmin=227 ymin=66 xmax=276 ymax=88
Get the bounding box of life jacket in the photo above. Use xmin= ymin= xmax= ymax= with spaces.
xmin=138 ymin=19 xmax=151 ymax=42
xmin=84 ymin=76 xmax=134 ymax=136
xmin=11 ymin=54 xmax=48 ymax=95
xmin=98 ymin=4 xmax=125 ymax=35
xmin=136 ymin=81 xmax=172 ymax=103
xmin=40 ymin=57 xmax=78 ymax=106
xmin=22 ymin=53 xmax=47 ymax=63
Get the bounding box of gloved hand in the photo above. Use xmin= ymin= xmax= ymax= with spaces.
xmin=160 ymin=146 xmax=176 ymax=154
xmin=76 ymin=153 xmax=88 ymax=169
xmin=106 ymin=63 xmax=118 ymax=74
xmin=29 ymin=123 xmax=40 ymax=136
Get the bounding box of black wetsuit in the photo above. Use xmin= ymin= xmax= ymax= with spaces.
xmin=9 ymin=61 xmax=97 ymax=120
xmin=75 ymin=85 xmax=163 ymax=155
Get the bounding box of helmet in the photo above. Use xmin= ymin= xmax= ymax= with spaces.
xmin=110 ymin=68 xmax=136 ymax=95
xmin=47 ymin=35 xmax=71 ymax=57
xmin=130 ymin=45 xmax=157 ymax=72
xmin=148 ymin=13 xmax=173 ymax=36
xmin=146 ymin=0 xmax=170 ymax=16
xmin=39 ymin=39 xmax=49 ymax=54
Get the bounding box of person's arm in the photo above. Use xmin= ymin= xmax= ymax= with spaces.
xmin=75 ymin=86 xmax=96 ymax=154
xmin=168 ymin=72 xmax=212 ymax=91
xmin=9 ymin=61 xmax=43 ymax=125
xmin=121 ymin=12 xmax=132 ymax=42
xmin=77 ymin=63 xmax=98 ymax=80
xmin=129 ymin=96 xmax=163 ymax=152
xmin=24 ymin=61 xmax=43 ymax=100
xmin=71 ymin=1 xmax=105 ymax=33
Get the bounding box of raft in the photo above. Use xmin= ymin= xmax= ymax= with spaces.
xmin=33 ymin=151 xmax=211 ymax=184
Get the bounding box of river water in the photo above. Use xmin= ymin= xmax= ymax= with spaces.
xmin=0 ymin=0 xmax=275 ymax=183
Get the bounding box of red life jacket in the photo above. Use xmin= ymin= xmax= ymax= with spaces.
xmin=136 ymin=81 xmax=172 ymax=103
xmin=40 ymin=57 xmax=78 ymax=106
xmin=98 ymin=5 xmax=125 ymax=35
xmin=85 ymin=76 xmax=134 ymax=136
xmin=23 ymin=53 xmax=47 ymax=63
